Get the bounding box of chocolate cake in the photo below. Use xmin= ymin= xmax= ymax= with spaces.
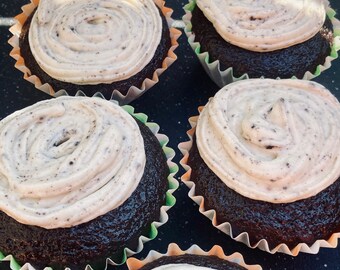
xmin=0 ymin=97 xmax=171 ymax=270
xmin=19 ymin=7 xmax=171 ymax=99
xmin=136 ymin=254 xmax=247 ymax=270
xmin=188 ymin=137 xmax=340 ymax=249
xmin=191 ymin=6 xmax=333 ymax=79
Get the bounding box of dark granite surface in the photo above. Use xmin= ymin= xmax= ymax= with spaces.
xmin=0 ymin=1 xmax=339 ymax=269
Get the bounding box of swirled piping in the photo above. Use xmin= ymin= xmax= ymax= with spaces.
xmin=196 ymin=79 xmax=340 ymax=203
xmin=28 ymin=0 xmax=162 ymax=84
xmin=151 ymin=265 xmax=216 ymax=270
xmin=0 ymin=96 xmax=145 ymax=228
xmin=196 ymin=0 xmax=327 ymax=52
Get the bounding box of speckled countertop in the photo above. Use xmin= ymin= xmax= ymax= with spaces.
xmin=0 ymin=1 xmax=339 ymax=270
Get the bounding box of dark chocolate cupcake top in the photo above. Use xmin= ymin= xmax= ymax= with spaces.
xmin=196 ymin=79 xmax=340 ymax=203
xmin=28 ymin=0 xmax=162 ymax=84
xmin=0 ymin=96 xmax=146 ymax=228
xmin=196 ymin=0 xmax=327 ymax=52
xmin=137 ymin=254 xmax=246 ymax=270
xmin=127 ymin=244 xmax=262 ymax=270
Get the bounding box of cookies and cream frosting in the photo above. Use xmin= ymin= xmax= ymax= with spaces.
xmin=28 ymin=0 xmax=162 ymax=84
xmin=196 ymin=79 xmax=340 ymax=203
xmin=0 ymin=96 xmax=146 ymax=228
xmin=151 ymin=264 xmax=216 ymax=270
xmin=196 ymin=0 xmax=327 ymax=52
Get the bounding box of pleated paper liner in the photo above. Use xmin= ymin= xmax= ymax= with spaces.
xmin=183 ymin=0 xmax=340 ymax=88
xmin=0 ymin=92 xmax=179 ymax=270
xmin=9 ymin=0 xmax=181 ymax=105
xmin=178 ymin=106 xmax=340 ymax=256
xmin=127 ymin=243 xmax=262 ymax=270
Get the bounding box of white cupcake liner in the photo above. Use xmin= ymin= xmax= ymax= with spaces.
xmin=178 ymin=106 xmax=340 ymax=256
xmin=0 ymin=92 xmax=179 ymax=270
xmin=183 ymin=0 xmax=340 ymax=88
xmin=8 ymin=0 xmax=181 ymax=105
xmin=126 ymin=243 xmax=262 ymax=270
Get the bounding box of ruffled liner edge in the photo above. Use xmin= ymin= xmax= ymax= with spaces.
xmin=126 ymin=243 xmax=262 ymax=270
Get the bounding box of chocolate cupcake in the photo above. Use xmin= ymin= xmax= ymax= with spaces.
xmin=127 ymin=243 xmax=262 ymax=270
xmin=179 ymin=79 xmax=340 ymax=255
xmin=0 ymin=96 xmax=178 ymax=269
xmin=183 ymin=0 xmax=340 ymax=87
xmin=9 ymin=0 xmax=181 ymax=104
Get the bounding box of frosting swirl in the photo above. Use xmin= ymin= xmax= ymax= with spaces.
xmin=29 ymin=0 xmax=162 ymax=84
xmin=196 ymin=0 xmax=326 ymax=52
xmin=0 ymin=96 xmax=145 ymax=228
xmin=151 ymin=264 xmax=216 ymax=270
xmin=196 ymin=79 xmax=340 ymax=203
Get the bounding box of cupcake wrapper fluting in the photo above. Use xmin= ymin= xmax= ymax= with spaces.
xmin=127 ymin=243 xmax=262 ymax=270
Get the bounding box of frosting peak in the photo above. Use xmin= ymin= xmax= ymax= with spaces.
xmin=196 ymin=0 xmax=327 ymax=52
xmin=29 ymin=0 xmax=162 ymax=84
xmin=196 ymin=79 xmax=340 ymax=203
xmin=0 ymin=97 xmax=146 ymax=228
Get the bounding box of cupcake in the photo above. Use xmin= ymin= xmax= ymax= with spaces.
xmin=179 ymin=79 xmax=340 ymax=255
xmin=183 ymin=0 xmax=340 ymax=87
xmin=127 ymin=243 xmax=262 ymax=270
xmin=0 ymin=96 xmax=178 ymax=269
xmin=9 ymin=0 xmax=180 ymax=104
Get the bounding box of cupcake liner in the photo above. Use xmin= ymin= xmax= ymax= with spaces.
xmin=126 ymin=243 xmax=262 ymax=270
xmin=178 ymin=106 xmax=340 ymax=256
xmin=8 ymin=0 xmax=181 ymax=105
xmin=183 ymin=0 xmax=340 ymax=88
xmin=0 ymin=92 xmax=179 ymax=270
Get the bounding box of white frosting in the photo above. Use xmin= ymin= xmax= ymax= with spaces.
xmin=151 ymin=264 xmax=216 ymax=270
xmin=29 ymin=0 xmax=162 ymax=84
xmin=196 ymin=0 xmax=327 ymax=52
xmin=0 ymin=96 xmax=146 ymax=228
xmin=196 ymin=79 xmax=340 ymax=203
